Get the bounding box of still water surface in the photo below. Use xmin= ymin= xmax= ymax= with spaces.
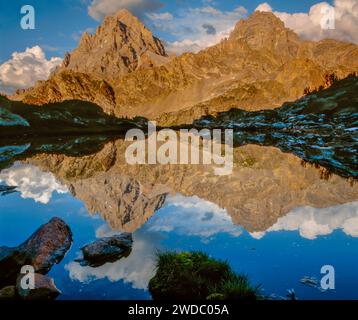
xmin=0 ymin=138 xmax=357 ymax=300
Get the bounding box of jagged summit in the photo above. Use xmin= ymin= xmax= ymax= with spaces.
xmin=230 ymin=11 xmax=300 ymax=57
xmin=109 ymin=8 xmax=145 ymax=27
xmin=240 ymin=11 xmax=285 ymax=27
xmin=57 ymin=9 xmax=168 ymax=80
xmin=231 ymin=11 xmax=290 ymax=38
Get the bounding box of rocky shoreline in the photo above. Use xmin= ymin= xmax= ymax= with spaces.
xmin=0 ymin=217 xmax=133 ymax=300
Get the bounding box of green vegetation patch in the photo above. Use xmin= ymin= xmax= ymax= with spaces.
xmin=149 ymin=251 xmax=260 ymax=301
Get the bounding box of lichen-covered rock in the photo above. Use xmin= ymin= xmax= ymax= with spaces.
xmin=0 ymin=185 xmax=18 ymax=196
xmin=16 ymin=273 xmax=61 ymax=300
xmin=0 ymin=106 xmax=30 ymax=127
xmin=77 ymin=233 xmax=133 ymax=267
xmin=0 ymin=286 xmax=17 ymax=300
xmin=0 ymin=95 xmax=144 ymax=137
xmin=0 ymin=217 xmax=72 ymax=287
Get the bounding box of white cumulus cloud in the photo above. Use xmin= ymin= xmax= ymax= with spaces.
xmin=148 ymin=5 xmax=248 ymax=54
xmin=251 ymin=202 xmax=358 ymax=240
xmin=0 ymin=163 xmax=68 ymax=204
xmin=255 ymin=3 xmax=273 ymax=13
xmin=0 ymin=46 xmax=62 ymax=95
xmin=147 ymin=194 xmax=243 ymax=238
xmin=146 ymin=12 xmax=172 ymax=21
xmin=255 ymin=0 xmax=358 ymax=44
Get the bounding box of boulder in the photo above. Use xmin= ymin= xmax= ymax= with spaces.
xmin=16 ymin=273 xmax=61 ymax=300
xmin=0 ymin=185 xmax=18 ymax=196
xmin=78 ymin=233 xmax=133 ymax=267
xmin=0 ymin=217 xmax=72 ymax=287
xmin=0 ymin=286 xmax=17 ymax=300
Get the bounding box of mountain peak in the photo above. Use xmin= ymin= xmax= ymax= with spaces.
xmin=57 ymin=8 xmax=167 ymax=81
xmin=247 ymin=11 xmax=285 ymax=26
xmin=229 ymin=11 xmax=300 ymax=56
xmin=113 ymin=8 xmax=139 ymax=20
xmin=231 ymin=11 xmax=294 ymax=38
xmin=104 ymin=8 xmax=144 ymax=30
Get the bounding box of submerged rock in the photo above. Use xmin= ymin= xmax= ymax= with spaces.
xmin=0 ymin=217 xmax=72 ymax=287
xmin=0 ymin=95 xmax=146 ymax=138
xmin=77 ymin=233 xmax=133 ymax=267
xmin=16 ymin=273 xmax=61 ymax=300
xmin=300 ymin=276 xmax=319 ymax=288
xmin=0 ymin=185 xmax=17 ymax=196
xmin=286 ymin=289 xmax=298 ymax=301
xmin=0 ymin=286 xmax=17 ymax=300
xmin=0 ymin=107 xmax=30 ymax=127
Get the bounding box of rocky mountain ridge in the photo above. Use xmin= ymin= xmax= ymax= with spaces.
xmin=11 ymin=10 xmax=358 ymax=125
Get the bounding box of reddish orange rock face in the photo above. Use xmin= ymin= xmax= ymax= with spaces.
xmin=0 ymin=217 xmax=72 ymax=288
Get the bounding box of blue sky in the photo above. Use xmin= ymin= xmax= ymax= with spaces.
xmin=0 ymin=0 xmax=331 ymax=62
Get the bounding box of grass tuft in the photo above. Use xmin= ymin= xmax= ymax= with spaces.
xmin=149 ymin=251 xmax=261 ymax=301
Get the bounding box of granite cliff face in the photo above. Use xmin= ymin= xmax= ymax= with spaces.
xmin=12 ymin=11 xmax=358 ymax=125
xmin=25 ymin=140 xmax=358 ymax=233
xmin=57 ymin=9 xmax=168 ymax=80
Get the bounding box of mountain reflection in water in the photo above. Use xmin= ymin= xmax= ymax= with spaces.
xmin=0 ymin=135 xmax=357 ymax=300
xmin=8 ymin=137 xmax=355 ymax=233
xmin=188 ymin=75 xmax=358 ymax=179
